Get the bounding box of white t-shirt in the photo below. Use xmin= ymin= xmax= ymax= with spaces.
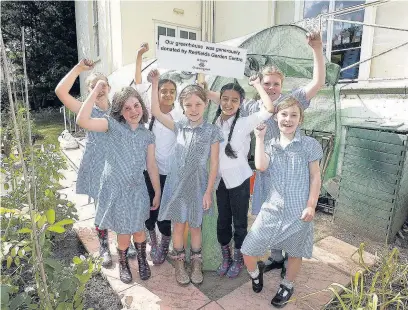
xmin=133 ymin=83 xmax=183 ymax=175
xmin=216 ymin=107 xmax=273 ymax=189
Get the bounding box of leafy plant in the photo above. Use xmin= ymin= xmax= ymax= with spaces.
xmin=326 ymin=244 xmax=408 ymax=310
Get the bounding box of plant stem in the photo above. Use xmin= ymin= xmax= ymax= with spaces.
xmin=1 ymin=30 xmax=53 ymax=310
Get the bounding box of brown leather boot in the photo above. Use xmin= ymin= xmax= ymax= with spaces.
xmin=173 ymin=249 xmax=190 ymax=285
xmin=190 ymin=249 xmax=203 ymax=284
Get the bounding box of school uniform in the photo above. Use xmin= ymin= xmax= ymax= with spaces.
xmin=158 ymin=120 xmax=223 ymax=228
xmin=76 ymin=106 xmax=109 ymax=200
xmin=216 ymin=107 xmax=273 ymax=249
xmin=241 ymin=131 xmax=323 ymax=258
xmin=95 ymin=117 xmax=154 ymax=234
xmin=243 ymin=88 xmax=311 ymax=215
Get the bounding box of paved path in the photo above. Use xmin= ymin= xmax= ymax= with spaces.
xmin=61 ymin=148 xmax=376 ymax=310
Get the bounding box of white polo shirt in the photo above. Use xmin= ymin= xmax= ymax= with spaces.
xmin=216 ymin=107 xmax=273 ymax=189
xmin=133 ymin=83 xmax=184 ymax=175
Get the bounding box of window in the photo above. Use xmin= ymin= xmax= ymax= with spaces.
xmin=156 ymin=23 xmax=199 ymax=44
xmin=92 ymin=0 xmax=100 ymax=58
xmin=304 ymin=0 xmax=365 ymax=80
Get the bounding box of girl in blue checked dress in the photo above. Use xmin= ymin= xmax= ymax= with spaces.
xmin=241 ymin=97 xmax=323 ymax=308
xmin=76 ymin=80 xmax=161 ymax=284
xmin=55 ymin=59 xmax=116 ymax=267
xmin=205 ymin=31 xmax=326 ymax=276
xmin=148 ymin=69 xmax=223 ymax=286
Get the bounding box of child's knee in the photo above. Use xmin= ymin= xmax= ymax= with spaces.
xmin=173 ymin=222 xmax=186 ymax=234
xmin=189 ymin=226 xmax=201 ymax=236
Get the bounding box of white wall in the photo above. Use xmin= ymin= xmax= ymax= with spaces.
xmin=75 ymin=0 xmax=113 ymax=96
xmin=214 ymin=1 xmax=273 ymax=43
xmin=120 ymin=1 xmax=201 ymax=65
xmin=369 ymin=1 xmax=408 ymax=79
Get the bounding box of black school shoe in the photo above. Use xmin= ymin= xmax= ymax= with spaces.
xmin=264 ymin=255 xmax=288 ymax=279
xmin=271 ymin=284 xmax=294 ymax=308
xmin=251 ymin=261 xmax=265 ymax=293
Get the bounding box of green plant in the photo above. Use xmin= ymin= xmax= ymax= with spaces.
xmin=326 ymin=244 xmax=408 ymax=310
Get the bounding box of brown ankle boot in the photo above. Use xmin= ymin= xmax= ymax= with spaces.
xmin=190 ymin=249 xmax=203 ymax=284
xmin=173 ymin=249 xmax=190 ymax=285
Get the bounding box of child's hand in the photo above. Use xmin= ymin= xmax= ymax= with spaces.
xmin=94 ymin=80 xmax=107 ymax=94
xmin=196 ymin=80 xmax=208 ymax=91
xmin=306 ymin=31 xmax=323 ymax=49
xmin=151 ymin=194 xmax=160 ymax=210
xmin=301 ymin=206 xmax=315 ymax=222
xmin=137 ymin=42 xmax=149 ymax=55
xmin=254 ymin=123 xmax=267 ymax=139
xmin=248 ymin=74 xmax=261 ymax=87
xmin=147 ymin=69 xmax=160 ymax=84
xmin=76 ymin=59 xmax=94 ymax=72
xmin=202 ymin=191 xmax=212 ymax=210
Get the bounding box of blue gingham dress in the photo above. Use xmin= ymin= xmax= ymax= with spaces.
xmin=95 ymin=117 xmax=154 ymax=234
xmin=243 ymin=88 xmax=311 ymax=215
xmin=241 ymin=132 xmax=323 ymax=258
xmin=76 ymin=106 xmax=109 ymax=199
xmin=158 ymin=119 xmax=224 ymax=228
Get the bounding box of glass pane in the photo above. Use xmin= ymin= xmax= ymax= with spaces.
xmin=303 ymin=1 xmax=329 ymax=50
xmin=158 ymin=26 xmax=166 ymax=41
xmin=167 ymin=28 xmax=176 ymax=37
xmin=180 ymin=30 xmax=188 ymax=39
xmin=331 ymin=48 xmax=361 ymax=79
xmin=303 ymin=1 xmax=329 ymax=18
xmin=189 ymin=32 xmax=197 ymax=40
xmin=332 ymin=1 xmax=364 ymax=50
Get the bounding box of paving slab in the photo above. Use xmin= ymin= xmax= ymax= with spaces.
xmin=217 ymin=258 xmax=349 ymax=310
xmin=314 ymin=236 xmax=377 ymax=276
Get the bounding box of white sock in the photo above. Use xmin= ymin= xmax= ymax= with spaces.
xmin=281 ymin=278 xmax=294 ymax=290
xmin=248 ymin=266 xmax=260 ymax=283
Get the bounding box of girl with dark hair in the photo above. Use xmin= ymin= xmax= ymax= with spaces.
xmin=213 ymin=75 xmax=275 ymax=278
xmin=133 ymin=44 xmax=181 ymax=265
xmin=149 ymin=69 xmax=223 ymax=286
xmin=76 ymin=81 xmax=161 ymax=284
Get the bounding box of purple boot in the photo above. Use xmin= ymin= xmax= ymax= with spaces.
xmin=217 ymin=245 xmax=232 ymax=276
xmin=153 ymin=235 xmax=171 ymax=265
xmin=226 ymin=248 xmax=244 ymax=278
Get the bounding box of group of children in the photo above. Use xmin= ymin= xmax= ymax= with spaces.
xmin=55 ymin=31 xmax=325 ymax=308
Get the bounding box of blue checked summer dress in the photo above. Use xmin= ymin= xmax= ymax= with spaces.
xmin=158 ymin=119 xmax=224 ymax=228
xmin=242 ymin=88 xmax=311 ymax=215
xmin=76 ymin=106 xmax=109 ymax=199
xmin=241 ymin=131 xmax=323 ymax=258
xmin=95 ymin=117 xmax=155 ymax=234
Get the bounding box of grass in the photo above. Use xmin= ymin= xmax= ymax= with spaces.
xmin=33 ymin=109 xmax=65 ymax=148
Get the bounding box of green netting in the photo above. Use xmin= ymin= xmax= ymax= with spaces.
xmin=164 ymin=25 xmax=342 ymax=271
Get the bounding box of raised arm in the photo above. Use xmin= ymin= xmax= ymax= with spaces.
xmin=196 ymin=80 xmax=220 ymax=104
xmin=76 ymin=80 xmax=108 ymax=132
xmin=134 ymin=43 xmax=149 ymax=85
xmin=55 ymin=59 xmax=94 ymax=114
xmin=148 ymin=69 xmax=175 ymax=131
xmin=203 ymin=141 xmax=220 ymax=210
xmin=146 ymin=143 xmax=161 ymax=210
xmin=254 ymin=124 xmax=270 ymax=172
xmin=249 ymin=74 xmax=275 ymax=113
xmin=303 ymin=31 xmax=325 ymax=101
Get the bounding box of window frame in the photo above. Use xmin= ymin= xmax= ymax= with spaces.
xmin=154 ymin=22 xmax=201 ymax=45
xmin=296 ymin=0 xmax=375 ymax=82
